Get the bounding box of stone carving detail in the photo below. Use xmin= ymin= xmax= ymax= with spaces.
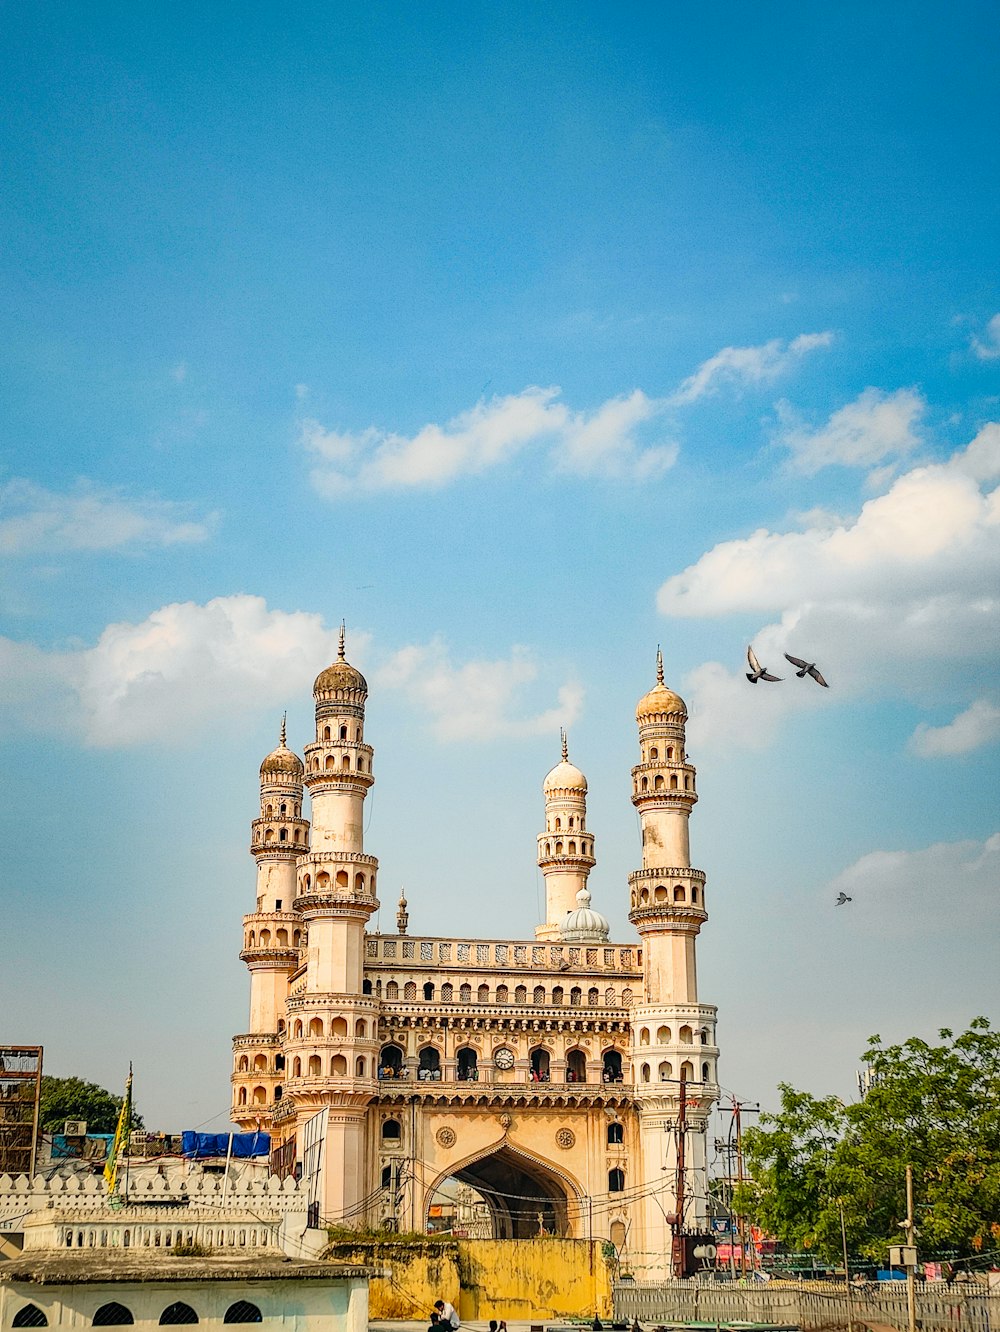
xmin=436 ymin=1127 xmax=457 ymax=1148
xmin=556 ymin=1128 xmax=575 ymax=1149
xmin=499 ymin=1113 xmax=512 ymax=1130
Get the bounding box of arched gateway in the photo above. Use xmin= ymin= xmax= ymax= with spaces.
xmin=232 ymin=641 xmax=721 ymax=1279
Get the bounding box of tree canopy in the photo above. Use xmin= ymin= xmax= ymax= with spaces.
xmin=39 ymin=1075 xmax=144 ymax=1135
xmin=734 ymin=1018 xmax=1000 ymax=1262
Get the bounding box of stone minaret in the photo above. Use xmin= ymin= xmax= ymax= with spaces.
xmin=536 ymin=730 xmax=597 ymax=941
xmin=628 ymin=650 xmax=719 ymax=1265
xmin=286 ymin=627 xmax=380 ymax=1221
xmin=233 ymin=718 xmax=309 ymax=1126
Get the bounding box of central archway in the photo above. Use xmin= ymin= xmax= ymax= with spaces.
xmin=427 ymin=1143 xmax=578 ymax=1239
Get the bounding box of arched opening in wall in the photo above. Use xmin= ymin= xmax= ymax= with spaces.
xmin=702 ymin=1062 xmax=711 ymax=1081
xmin=673 ymin=886 xmax=685 ymax=902
xmin=608 ymin=1168 xmax=625 ymax=1193
xmin=588 ymin=987 xmax=599 ymax=1006
xmin=641 ymin=777 xmax=648 ymax=791
xmin=568 ymin=841 xmax=576 ymax=855
xmin=355 ymin=873 xmax=366 ymax=892
xmin=654 ymin=886 xmax=668 ymax=903
xmin=355 ymin=1019 xmax=367 ymax=1037
xmin=324 ymin=756 xmax=335 ymax=771
xmin=565 ymin=1049 xmax=587 ymax=1083
xmin=293 ymin=1020 xmax=303 ymax=1039
xmin=308 ymin=1018 xmax=323 ymax=1038
xmin=224 ymin=1303 xmax=262 ymax=1325
xmin=606 ymin=1121 xmax=623 ymax=1145
xmin=355 ymin=1057 xmax=366 ymax=1077
xmin=570 ymin=987 xmax=581 ymax=1006
xmin=513 ymin=985 xmax=525 ymax=1003
xmin=654 ymin=775 xmax=664 ymax=791
xmin=684 ymin=775 xmax=690 ymax=790
xmin=528 ymin=1047 xmax=550 ymax=1082
xmin=292 ymin=1058 xmax=301 ymax=1078
xmin=426 ymin=1143 xmax=576 ymax=1239
xmin=238 ymin=1088 xmax=247 ymax=1106
xmin=316 ymin=872 xmax=330 ymax=890
xmin=253 ymin=1054 xmax=267 ymax=1072
xmin=277 ymin=1018 xmax=286 ymax=1033
xmin=457 ymin=1047 xmax=478 ymax=1081
xmin=159 ymin=1303 xmax=198 ymax=1325
xmin=459 ymin=983 xmax=472 ymax=1003
xmin=658 ymin=1060 xmax=672 ymax=1082
xmin=533 ymin=985 xmax=545 ymax=1005
xmin=259 ymin=930 xmax=271 ymax=946
xmin=639 ymin=1027 xmax=650 ymax=1046
xmin=692 ymin=886 xmax=700 ymax=903
xmin=640 ymin=1062 xmax=650 ymax=1082
xmin=649 ymin=746 xmax=658 ymax=759
xmin=278 ymin=829 xmax=287 ymax=843
xmin=441 ymin=983 xmax=453 ymax=1002
xmin=477 ymin=984 xmax=489 ymax=1002
xmin=378 ymin=1045 xmax=404 ymax=1078
xmin=382 ymin=1117 xmax=401 ymax=1142
xmin=423 ymin=982 xmax=435 ymax=1001
xmin=238 ymin=1056 xmax=249 ymax=1073
xmin=336 ymin=870 xmax=348 ymax=888
xmin=554 ymin=817 xmax=561 ymax=830
xmin=610 ymin=1218 xmax=627 ymax=1252
xmin=330 ymin=1055 xmax=348 ymax=1076
xmin=418 ymin=1046 xmax=441 ymax=1079
xmin=602 ymin=1050 xmax=623 ymax=1083
xmin=94 ymin=1304 xmax=134 ymax=1326
xmin=670 ymin=774 xmax=678 ymax=790
xmin=323 ymin=726 xmax=331 ymax=740
xmin=551 ymin=986 xmax=563 ymax=1005
xmin=679 ymin=1025 xmax=693 ymax=1044
xmin=293 ymin=829 xmax=300 ymax=843
xmin=276 ymin=929 xmax=288 ymax=945
xmin=308 ymin=1056 xmax=321 ymax=1077
xmin=362 ymin=979 xmax=373 ymax=995
xmin=386 ymin=981 xmax=399 ymax=1000
xmin=555 ymin=841 xmax=563 ymax=854
xmin=331 ymin=1017 xmax=348 ymax=1039
xmin=404 ymin=982 xmax=417 ymax=1001
xmin=568 ymin=816 xmax=574 ymax=828
xmin=251 ymin=1087 xmax=266 ymax=1105
xmin=680 ymin=1060 xmax=695 ymax=1082
xmin=340 ymin=725 xmax=348 ymax=740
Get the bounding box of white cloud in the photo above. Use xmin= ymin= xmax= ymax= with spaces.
xmin=971 ymin=313 xmax=1000 ymax=361
xmin=0 ymin=596 xmax=348 ymax=746
xmin=0 ymin=480 xmax=214 ymax=555
xmin=668 ymin=332 xmax=833 ymax=406
xmin=375 ymin=640 xmax=584 ymax=742
xmin=910 ymin=699 xmax=1000 ymax=757
xmin=776 ymin=386 xmax=925 ymax=474
xmin=302 ymin=386 xmax=676 ymax=495
xmin=658 ymin=423 xmax=1000 ymax=747
xmin=825 ymin=833 xmax=1000 ymax=936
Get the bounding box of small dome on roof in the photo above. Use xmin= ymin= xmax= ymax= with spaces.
xmin=636 ymin=648 xmax=686 ymax=721
xmin=314 ymin=624 xmax=367 ymax=697
xmin=543 ymin=730 xmax=587 ymax=794
xmin=260 ymin=717 xmax=304 ymax=779
xmin=560 ymin=887 xmax=610 ymax=943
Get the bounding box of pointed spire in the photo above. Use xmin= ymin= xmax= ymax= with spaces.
xmin=396 ymin=889 xmax=409 ymax=936
xmin=279 ymin=712 xmax=287 ymax=747
xmin=338 ymin=621 xmax=346 ymax=661
xmin=561 ymin=727 xmax=569 ymax=763
xmin=656 ymin=645 xmax=664 ymax=686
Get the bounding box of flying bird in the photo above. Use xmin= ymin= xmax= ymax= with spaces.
xmin=784 ymin=653 xmax=829 ymax=687
xmin=746 ymin=645 xmax=782 ymax=683
xmin=836 ymin=892 xmax=853 ymax=906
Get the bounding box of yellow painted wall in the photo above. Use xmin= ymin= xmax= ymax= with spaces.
xmin=325 ymin=1237 xmax=613 ymax=1321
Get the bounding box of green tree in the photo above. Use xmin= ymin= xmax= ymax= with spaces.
xmin=39 ymin=1076 xmax=144 ymax=1135
xmin=735 ymin=1018 xmax=1000 ymax=1262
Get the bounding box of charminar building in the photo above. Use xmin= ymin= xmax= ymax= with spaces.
xmin=232 ymin=632 xmax=719 ymax=1274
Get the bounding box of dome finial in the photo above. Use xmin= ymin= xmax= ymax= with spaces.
xmin=279 ymin=712 xmax=287 ymax=747
xmin=561 ymin=727 xmax=568 ymax=763
xmin=338 ymin=621 xmax=346 ymax=661
xmin=656 ymin=645 xmax=664 ymax=685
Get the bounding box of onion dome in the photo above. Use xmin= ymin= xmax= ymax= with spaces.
xmin=314 ymin=623 xmax=367 ymax=697
xmin=560 ymin=886 xmax=610 ymax=943
xmin=636 ymin=647 xmax=686 ymax=721
xmin=543 ymin=729 xmax=587 ymax=794
xmin=260 ymin=715 xmax=304 ymax=778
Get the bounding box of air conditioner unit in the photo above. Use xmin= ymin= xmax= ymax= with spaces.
xmin=63 ymin=1120 xmax=87 ymax=1136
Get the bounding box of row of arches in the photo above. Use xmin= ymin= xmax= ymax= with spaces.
xmin=638 ymin=772 xmax=691 ymax=792
xmin=245 ymin=927 xmax=302 ymax=948
xmin=637 ymin=1023 xmax=707 ymax=1045
xmin=287 ymin=1016 xmax=368 ymax=1040
xmin=638 ymin=1059 xmax=713 ymax=1083
xmin=382 ymin=980 xmax=623 ymax=1007
xmin=262 ymin=801 xmax=300 ymax=818
xmin=645 ymin=745 xmax=677 ymax=760
xmin=321 ymin=724 xmax=362 ymax=741
xmin=299 ymin=869 xmax=373 ymax=894
xmin=235 ymin=1052 xmax=286 ymax=1074
xmin=539 ymin=839 xmax=592 ymax=857
xmin=308 ymin=753 xmax=367 ymax=773
xmin=377 ymin=1043 xmax=625 ymax=1084
xmin=635 ymin=883 xmax=701 ymax=906
xmin=548 ymin=814 xmax=585 ymax=831
xmin=12 ymin=1301 xmax=265 ymax=1326
xmin=259 ymin=826 xmax=303 ymax=845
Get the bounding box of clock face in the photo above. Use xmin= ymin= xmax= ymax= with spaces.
xmin=493 ymin=1048 xmax=515 ymax=1070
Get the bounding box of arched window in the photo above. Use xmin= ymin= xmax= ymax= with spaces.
xmin=331 ymin=1017 xmax=348 ymax=1038
xmin=477 ymin=984 xmax=489 ymax=1002
xmin=533 ymin=986 xmax=545 ymax=1004
xmin=308 ymin=1017 xmax=323 ymax=1037
xmin=607 ymin=1121 xmax=624 ymax=1145
xmin=528 ymin=1047 xmax=550 ymax=1081
xmin=418 ymin=1047 xmax=441 ymax=1077
xmin=441 ymin=983 xmax=453 ymax=1002
xmin=588 ymin=987 xmax=599 ymax=1006
xmin=223 ymin=1304 xmax=262 ymax=1324
xmin=551 ymin=986 xmax=563 ymax=1005
xmin=355 ymin=873 xmax=366 ymax=892
xmin=641 ymin=1062 xmax=651 ymax=1082
xmin=702 ymin=1062 xmax=711 ymax=1082
xmin=292 ymin=1058 xmax=301 ymax=1078
xmin=251 ymin=1086 xmax=266 ymax=1105
xmin=608 ymin=1168 xmax=625 ymax=1193
xmin=657 ymin=1025 xmax=670 ymax=1043
xmin=641 ymin=776 xmax=648 ymax=791
xmin=331 ymin=1054 xmax=347 ymax=1075
xmin=355 ymin=1057 xmax=366 ymax=1077
xmin=670 ymin=774 xmax=678 ymax=789
xmin=570 ymin=987 xmax=581 ymax=1006
xmin=13 ymin=1305 xmax=47 ymax=1328
xmin=423 ymin=982 xmax=434 ymax=1001
xmin=93 ymin=1305 xmax=134 ymax=1327
xmin=514 ymin=985 xmax=526 ymax=1003
xmin=554 ymin=817 xmax=561 ymax=830
xmin=457 ymin=1047 xmax=478 ymax=1081
xmin=362 ymin=979 xmax=373 ymax=995
xmin=381 ymin=1164 xmax=394 ymax=1189
xmin=382 ymin=1118 xmax=401 ymax=1141
xmin=378 ymin=1045 xmax=404 ymax=1077
xmin=679 ymin=1025 xmax=693 ymax=1044
xmin=649 ymin=746 xmax=658 ymax=759
xmin=602 ymin=1050 xmax=623 ymax=1083
xmin=610 ymin=1219 xmax=627 ymax=1249
xmin=159 ymin=1304 xmax=198 ymax=1326
xmin=459 ymin=983 xmax=472 ymax=1003
xmin=308 ymin=1055 xmax=321 ymax=1076
xmin=355 ymin=1019 xmax=367 ymax=1037
xmin=253 ymin=1054 xmax=267 ymax=1071
xmin=386 ymin=981 xmax=399 ymax=1000
xmin=237 ymin=1056 xmax=249 ymax=1073
xmin=238 ymin=1087 xmax=247 ymax=1105
xmin=639 ymin=1027 xmax=650 ymax=1046
xmin=565 ymin=1049 xmax=587 ymax=1083
xmin=278 ymin=829 xmax=287 ymax=842
xmin=323 ymin=726 xmax=332 ymax=740
xmin=404 ymin=981 xmax=417 ymax=1001
xmin=654 ymin=775 xmax=664 ymax=791
xmin=659 ymin=1060 xmax=672 ymax=1082
xmin=680 ymin=1060 xmax=695 ymax=1082
xmin=340 ymin=725 xmax=348 ymax=740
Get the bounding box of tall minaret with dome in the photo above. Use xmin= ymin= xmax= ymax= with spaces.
xmin=628 ymin=649 xmax=719 ymax=1263
xmin=536 ymin=730 xmax=598 ymax=940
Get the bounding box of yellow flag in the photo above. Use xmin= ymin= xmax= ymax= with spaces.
xmin=103 ymin=1065 xmax=132 ymax=1196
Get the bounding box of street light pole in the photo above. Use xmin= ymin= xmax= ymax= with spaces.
xmin=904 ymin=1165 xmax=917 ymax=1332
xmin=838 ymin=1200 xmax=854 ymax=1332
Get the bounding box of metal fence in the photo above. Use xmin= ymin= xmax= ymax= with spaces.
xmin=614 ymin=1278 xmax=998 ymax=1332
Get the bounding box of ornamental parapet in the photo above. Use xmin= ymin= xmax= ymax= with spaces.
xmin=302 ymin=769 xmax=374 ymax=794
xmin=250 ymin=817 xmax=310 ymax=856
xmin=297 ymin=850 xmax=379 ymax=869
xmin=376 ymin=1007 xmax=631 ymax=1031
xmin=240 ymin=946 xmax=301 ymax=965
xmin=630 ymin=787 xmax=698 ymax=810
xmin=292 ymin=894 xmax=378 ymax=917
xmin=628 ymin=904 xmax=708 ymax=929
xmin=374 ymin=1084 xmax=634 ymax=1109
xmin=232 ymin=1032 xmax=282 ymax=1048
xmin=536 ymin=852 xmax=597 ymax=871
xmin=364 ymin=935 xmax=642 ymax=974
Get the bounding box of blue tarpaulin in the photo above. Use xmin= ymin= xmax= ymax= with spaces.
xmin=181 ymin=1131 xmax=270 ymax=1159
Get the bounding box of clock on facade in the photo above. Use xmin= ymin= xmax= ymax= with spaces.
xmin=493 ymin=1048 xmax=515 ymax=1070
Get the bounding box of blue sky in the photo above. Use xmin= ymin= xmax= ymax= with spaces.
xmin=1 ymin=2 xmax=998 ymax=1134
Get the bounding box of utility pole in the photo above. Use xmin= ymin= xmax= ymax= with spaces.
xmin=904 ymin=1165 xmax=917 ymax=1332
xmin=673 ymin=1066 xmax=687 ymax=1280
xmin=839 ymin=1200 xmax=854 ymax=1332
